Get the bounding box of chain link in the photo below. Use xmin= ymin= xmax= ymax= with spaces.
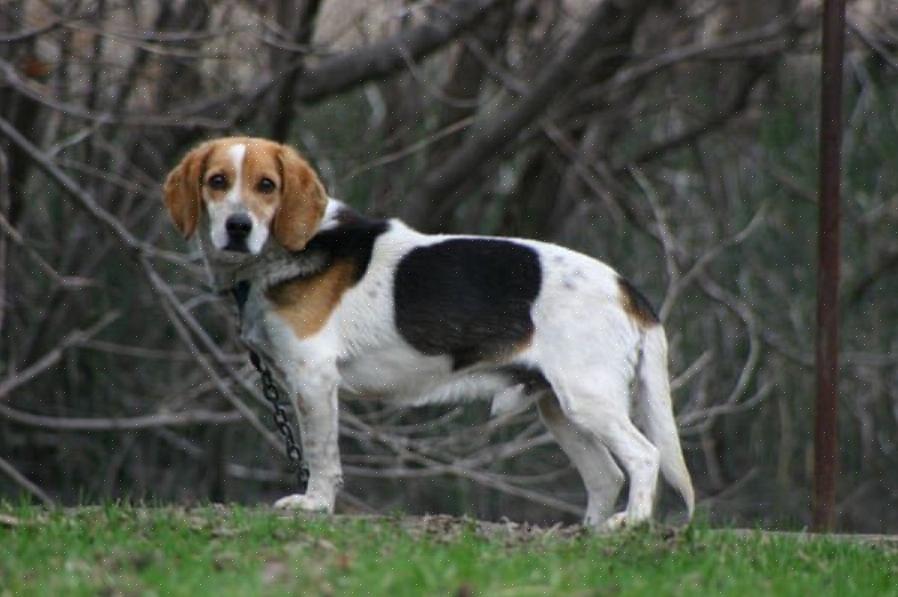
xmin=232 ymin=281 xmax=308 ymax=494
xmin=250 ymin=351 xmax=309 ymax=493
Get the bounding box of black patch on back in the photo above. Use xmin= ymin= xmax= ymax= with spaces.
xmin=618 ymin=276 xmax=659 ymax=325
xmin=394 ymin=239 xmax=542 ymax=369
xmin=293 ymin=207 xmax=389 ymax=283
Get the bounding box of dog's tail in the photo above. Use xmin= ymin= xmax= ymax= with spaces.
xmin=634 ymin=325 xmax=694 ymax=519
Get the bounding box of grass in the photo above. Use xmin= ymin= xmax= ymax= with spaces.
xmin=1 ymin=505 xmax=896 ymax=596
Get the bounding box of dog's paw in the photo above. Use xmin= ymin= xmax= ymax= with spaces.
xmin=273 ymin=493 xmax=333 ymax=513
xmin=596 ymin=511 xmax=654 ymax=533
xmin=583 ymin=509 xmax=613 ymax=528
xmin=598 ymin=511 xmax=629 ymax=533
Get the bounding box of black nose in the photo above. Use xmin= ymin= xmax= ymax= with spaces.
xmin=225 ymin=214 xmax=252 ymax=240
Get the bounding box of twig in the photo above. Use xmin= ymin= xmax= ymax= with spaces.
xmin=0 ymin=117 xmax=193 ymax=267
xmin=0 ymin=116 xmax=288 ymax=462
xmin=630 ymin=167 xmax=681 ymax=285
xmin=340 ymin=115 xmax=476 ymax=182
xmin=0 ymin=148 xmax=8 ymax=336
xmin=679 ymin=381 xmax=773 ymax=433
xmin=0 ymin=11 xmax=71 ymax=44
xmin=659 ymin=203 xmax=768 ymax=321
xmin=186 ymin=0 xmax=501 ymax=122
xmin=849 ymin=21 xmax=898 ymax=73
xmin=0 ymin=313 xmax=119 ymax=400
xmin=339 ymin=411 xmax=583 ymax=516
xmin=79 ymin=339 xmax=197 ymax=361
xmin=0 ymin=59 xmax=226 ymax=129
xmin=542 ymin=122 xmax=633 ymax=230
xmin=0 ymin=116 xmax=145 ymax=251
xmin=0 ymin=402 xmax=241 ymax=430
xmin=0 ymin=455 xmax=55 ymax=507
xmin=63 ymin=22 xmax=240 ymax=58
xmin=0 ymin=209 xmax=94 ymax=288
xmin=145 ymin=263 xmax=285 ymax=454
xmin=671 ymin=349 xmax=714 ymax=392
xmin=404 ymin=0 xmax=654 ymax=225
xmin=577 ymin=15 xmax=799 ymax=107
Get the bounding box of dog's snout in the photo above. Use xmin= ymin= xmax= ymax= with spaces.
xmin=225 ymin=213 xmax=253 ymax=239
xmin=223 ymin=213 xmax=253 ymax=253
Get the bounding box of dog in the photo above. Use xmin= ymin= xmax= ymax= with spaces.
xmin=162 ymin=136 xmax=694 ymax=530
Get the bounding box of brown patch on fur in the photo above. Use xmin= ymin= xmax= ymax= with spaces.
xmin=618 ymin=276 xmax=660 ymax=328
xmin=272 ymin=145 xmax=327 ymax=252
xmin=266 ymin=260 xmax=356 ymax=338
xmin=162 ymin=141 xmax=214 ymax=237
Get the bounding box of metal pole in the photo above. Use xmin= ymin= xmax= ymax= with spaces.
xmin=813 ymin=0 xmax=846 ymax=533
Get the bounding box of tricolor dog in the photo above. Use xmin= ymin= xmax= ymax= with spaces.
xmin=162 ymin=137 xmax=694 ymax=529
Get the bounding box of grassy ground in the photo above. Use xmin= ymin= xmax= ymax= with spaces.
xmin=1 ymin=505 xmax=896 ymax=596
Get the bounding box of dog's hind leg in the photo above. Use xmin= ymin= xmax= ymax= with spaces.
xmin=548 ymin=372 xmax=660 ymax=531
xmin=537 ymin=394 xmax=624 ymax=526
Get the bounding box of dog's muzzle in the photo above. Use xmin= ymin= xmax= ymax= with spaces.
xmin=224 ymin=213 xmax=252 ymax=253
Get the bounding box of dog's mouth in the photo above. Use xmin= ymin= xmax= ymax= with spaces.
xmin=222 ymin=240 xmax=250 ymax=254
xmin=211 ymin=243 xmax=254 ymax=263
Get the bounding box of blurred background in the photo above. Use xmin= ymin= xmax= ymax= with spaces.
xmin=1 ymin=0 xmax=896 ymax=532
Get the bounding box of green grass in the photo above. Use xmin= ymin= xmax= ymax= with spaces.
xmin=1 ymin=506 xmax=896 ymax=596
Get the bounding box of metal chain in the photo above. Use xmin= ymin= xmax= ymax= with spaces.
xmin=231 ymin=280 xmax=308 ymax=493
xmin=249 ymin=350 xmax=310 ymax=493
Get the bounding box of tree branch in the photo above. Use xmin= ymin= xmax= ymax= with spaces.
xmin=401 ymin=0 xmax=655 ymax=227
xmin=184 ymin=0 xmax=500 ymax=124
xmin=0 ymin=455 xmax=55 ymax=506
xmin=0 ymin=403 xmax=241 ymax=430
xmin=0 ymin=313 xmax=119 ymax=401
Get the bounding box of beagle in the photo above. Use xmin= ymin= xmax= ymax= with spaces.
xmin=162 ymin=137 xmax=694 ymax=529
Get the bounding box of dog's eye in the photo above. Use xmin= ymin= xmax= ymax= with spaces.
xmin=207 ymin=174 xmax=228 ymax=190
xmin=257 ymin=178 xmax=276 ymax=194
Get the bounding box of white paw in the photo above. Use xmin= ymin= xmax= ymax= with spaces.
xmin=598 ymin=511 xmax=629 ymax=533
xmin=273 ymin=493 xmax=333 ymax=513
xmin=584 ymin=509 xmax=611 ymax=528
xmin=596 ymin=510 xmax=653 ymax=533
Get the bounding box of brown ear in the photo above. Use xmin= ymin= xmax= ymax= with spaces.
xmin=162 ymin=142 xmax=212 ymax=238
xmin=272 ymin=146 xmax=327 ymax=252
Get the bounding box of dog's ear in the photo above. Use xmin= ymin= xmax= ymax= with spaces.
xmin=272 ymin=145 xmax=327 ymax=252
xmin=162 ymin=142 xmax=212 ymax=239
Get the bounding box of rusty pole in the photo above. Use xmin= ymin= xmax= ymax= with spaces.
xmin=813 ymin=0 xmax=846 ymax=532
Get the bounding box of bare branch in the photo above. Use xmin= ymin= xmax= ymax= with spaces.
xmin=0 ymin=455 xmax=55 ymax=506
xmin=0 ymin=402 xmax=241 ymax=430
xmin=849 ymin=21 xmax=898 ymax=73
xmin=0 ymin=208 xmax=93 ymax=287
xmin=0 ymin=313 xmax=119 ymax=401
xmin=340 ymin=115 xmax=475 ymax=182
xmin=403 ymin=0 xmax=655 ymax=226
xmin=0 ymin=59 xmax=226 ymax=129
xmin=0 ymin=10 xmax=71 ymax=44
xmin=0 ymin=116 xmax=146 ymax=251
xmin=0 ymin=116 xmax=187 ymax=266
xmin=186 ymin=0 xmax=501 ymax=123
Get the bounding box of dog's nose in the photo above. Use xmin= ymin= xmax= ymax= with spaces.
xmin=225 ymin=213 xmax=252 ymax=240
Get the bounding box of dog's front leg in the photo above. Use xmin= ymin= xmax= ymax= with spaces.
xmin=273 ymin=365 xmax=342 ymax=513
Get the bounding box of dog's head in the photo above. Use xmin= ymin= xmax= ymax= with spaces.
xmin=162 ymin=137 xmax=327 ymax=255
